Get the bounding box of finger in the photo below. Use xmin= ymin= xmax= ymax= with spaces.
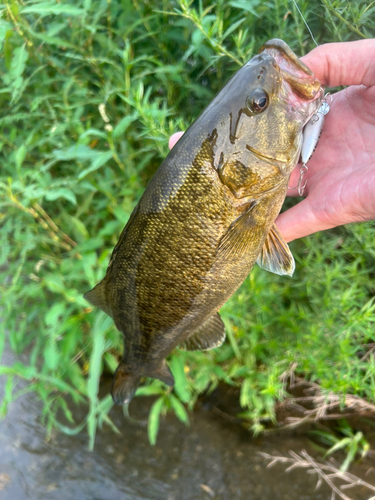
xmin=168 ymin=131 xmax=184 ymax=150
xmin=276 ymin=198 xmax=337 ymax=243
xmin=301 ymin=39 xmax=375 ymax=88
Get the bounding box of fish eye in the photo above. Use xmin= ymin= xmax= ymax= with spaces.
xmin=246 ymin=89 xmax=269 ymax=113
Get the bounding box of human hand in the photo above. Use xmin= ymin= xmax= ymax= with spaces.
xmin=278 ymin=39 xmax=375 ymax=242
xmin=169 ymin=39 xmax=375 ymax=243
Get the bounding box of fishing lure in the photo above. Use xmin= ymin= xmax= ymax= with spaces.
xmin=291 ymin=94 xmax=331 ymax=196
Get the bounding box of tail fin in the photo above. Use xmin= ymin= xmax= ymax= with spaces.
xmin=84 ymin=281 xmax=113 ymax=318
xmin=111 ymin=362 xmax=141 ymax=405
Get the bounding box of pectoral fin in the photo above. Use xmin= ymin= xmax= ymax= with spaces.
xmin=256 ymin=223 xmax=295 ymax=276
xmin=217 ymin=202 xmax=258 ymax=259
xmin=179 ymin=313 xmax=226 ymax=351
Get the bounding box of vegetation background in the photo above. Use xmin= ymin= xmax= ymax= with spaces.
xmin=0 ymin=0 xmax=374 ymax=466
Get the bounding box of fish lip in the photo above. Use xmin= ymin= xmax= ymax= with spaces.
xmin=259 ymin=39 xmax=314 ymax=76
xmin=259 ymin=38 xmax=322 ymax=102
xmin=246 ymin=144 xmax=289 ymax=164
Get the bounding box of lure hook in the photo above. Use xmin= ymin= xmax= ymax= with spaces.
xmin=289 ymin=163 xmax=308 ymax=196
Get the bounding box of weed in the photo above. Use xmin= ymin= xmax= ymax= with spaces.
xmin=0 ymin=0 xmax=374 ymax=456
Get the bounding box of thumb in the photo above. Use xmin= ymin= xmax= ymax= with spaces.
xmin=276 ymin=199 xmax=337 ymax=243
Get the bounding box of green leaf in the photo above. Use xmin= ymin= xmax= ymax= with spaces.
xmin=56 ymin=421 xmax=87 ymax=435
xmin=45 ymin=302 xmax=66 ymax=327
xmin=148 ymin=397 xmax=164 ymax=445
xmin=65 ymin=289 xmax=91 ymax=307
xmin=192 ymin=28 xmax=204 ymax=46
xmin=47 ymin=22 xmax=68 ymax=36
xmin=82 ymin=252 xmax=97 ymax=287
xmin=80 ymin=129 xmax=109 ymax=140
xmin=87 ymin=312 xmax=111 ymax=402
xmin=326 ymin=437 xmax=352 ymax=456
xmin=0 ymin=21 xmax=12 ymax=50
xmin=76 ymin=237 xmax=104 ymax=253
xmin=169 ymin=394 xmax=189 ymax=425
xmin=113 ymin=113 xmax=138 ymax=138
xmin=15 ymin=145 xmax=27 ymax=169
xmin=39 ymin=373 xmax=82 ymax=398
xmin=53 ymin=145 xmax=100 ymax=161
xmin=29 ymin=31 xmax=75 ymax=49
xmin=84 ymin=0 xmax=92 ymax=11
xmin=10 ymin=45 xmax=28 ymax=79
xmin=103 ymin=353 xmax=119 ymax=374
xmin=96 ymin=394 xmax=115 ymax=415
xmin=0 ymin=324 xmax=5 ymax=363
xmin=45 ymin=188 xmax=77 ymax=205
xmin=222 ymin=316 xmax=241 ymax=360
xmin=135 ymin=385 xmax=164 ymax=397
xmin=98 ymin=220 xmax=122 ymax=237
xmin=86 ymin=312 xmax=112 ymax=450
xmin=44 ymin=339 xmax=60 ymax=370
xmin=222 ymin=17 xmax=246 ymax=40
xmin=0 ymin=376 xmax=14 ymax=417
xmin=341 ymin=442 xmax=358 ymax=472
xmin=0 ymin=363 xmax=36 ymax=379
xmin=228 ymin=0 xmax=260 ymax=16
xmin=78 ymin=151 xmax=113 ymax=179
xmin=65 ymin=215 xmax=89 ymax=239
xmin=240 ymin=378 xmax=252 ymax=408
xmin=44 ymin=275 xmax=65 ymax=293
xmin=170 ymin=354 xmax=190 ymax=403
xmin=21 ymin=2 xmax=85 ymax=16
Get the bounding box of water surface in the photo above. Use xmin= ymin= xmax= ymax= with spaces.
xmin=0 ymin=348 xmax=371 ymax=500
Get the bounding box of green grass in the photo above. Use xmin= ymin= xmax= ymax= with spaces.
xmin=0 ymin=0 xmax=374 ymax=452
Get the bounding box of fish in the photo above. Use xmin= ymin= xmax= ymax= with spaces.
xmin=84 ymin=39 xmax=323 ymax=405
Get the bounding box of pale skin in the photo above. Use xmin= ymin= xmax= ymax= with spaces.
xmin=169 ymin=39 xmax=375 ymax=243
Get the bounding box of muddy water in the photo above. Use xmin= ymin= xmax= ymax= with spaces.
xmin=0 ymin=348 xmax=371 ymax=500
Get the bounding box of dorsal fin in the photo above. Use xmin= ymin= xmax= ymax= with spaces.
xmin=256 ymin=223 xmax=295 ymax=276
xmin=84 ymin=282 xmax=113 ymax=318
xmin=179 ymin=313 xmax=226 ymax=351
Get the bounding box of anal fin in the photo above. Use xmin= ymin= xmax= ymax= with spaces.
xmin=147 ymin=360 xmax=175 ymax=386
xmin=179 ymin=313 xmax=226 ymax=351
xmin=256 ymin=223 xmax=295 ymax=276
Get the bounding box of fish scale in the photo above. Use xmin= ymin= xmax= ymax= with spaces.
xmin=84 ymin=39 xmax=324 ymax=406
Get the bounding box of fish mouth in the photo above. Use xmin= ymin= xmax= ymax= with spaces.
xmin=246 ymin=144 xmax=289 ymax=164
xmin=259 ymin=39 xmax=322 ymax=102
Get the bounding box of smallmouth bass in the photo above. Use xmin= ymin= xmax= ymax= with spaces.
xmin=84 ymin=39 xmax=323 ymax=405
